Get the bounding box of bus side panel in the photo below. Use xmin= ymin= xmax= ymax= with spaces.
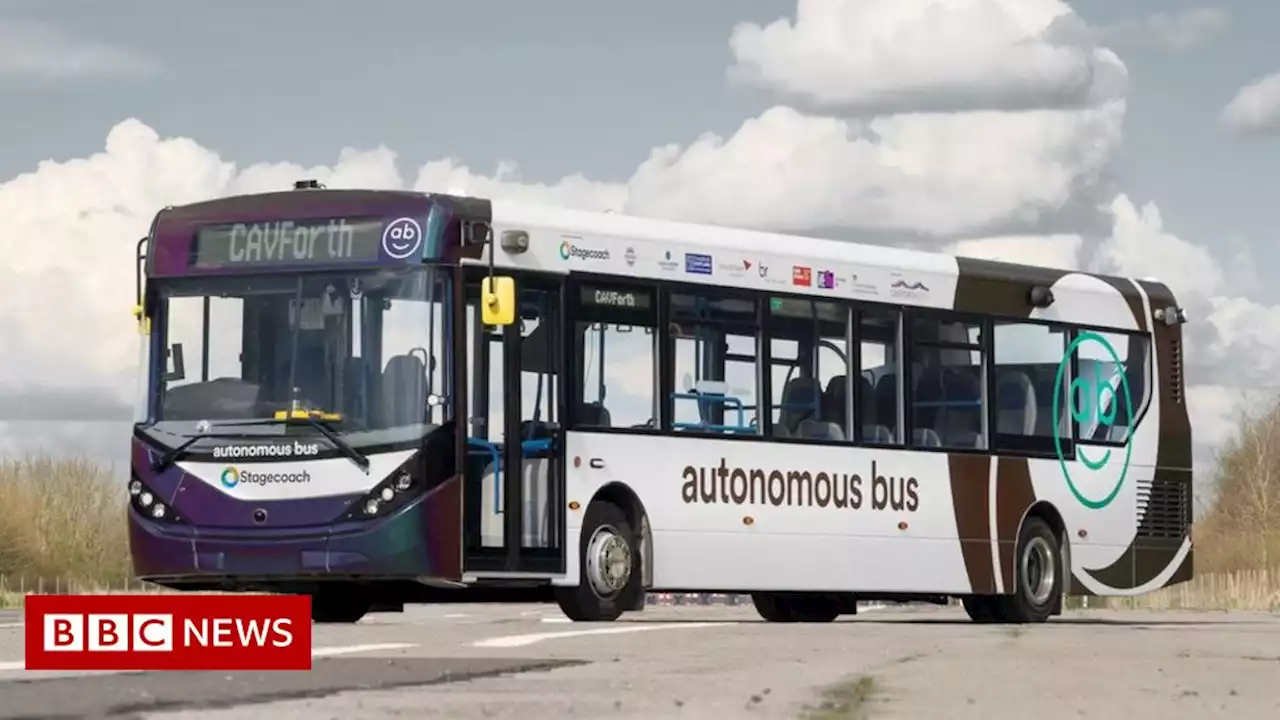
xmin=563 ymin=432 xmax=978 ymax=594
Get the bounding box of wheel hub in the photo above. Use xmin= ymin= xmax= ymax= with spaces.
xmin=1020 ymin=536 xmax=1056 ymax=605
xmin=585 ymin=526 xmax=632 ymax=597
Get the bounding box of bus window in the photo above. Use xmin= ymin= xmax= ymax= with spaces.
xmin=909 ymin=314 xmax=987 ymax=450
xmin=1075 ymin=330 xmax=1150 ymax=445
xmin=858 ymin=307 xmax=902 ymax=445
xmin=766 ymin=297 xmax=852 ymax=442
xmin=668 ymin=290 xmax=760 ymax=435
xmin=572 ymin=284 xmax=658 ymax=430
xmin=992 ymin=321 xmax=1067 ymax=453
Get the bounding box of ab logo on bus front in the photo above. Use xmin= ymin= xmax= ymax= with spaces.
xmin=1052 ymin=331 xmax=1134 ymax=510
xmin=24 ymin=594 xmax=312 ymax=671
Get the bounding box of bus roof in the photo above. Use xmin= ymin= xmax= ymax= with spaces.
xmin=475 ymin=199 xmax=1178 ymax=334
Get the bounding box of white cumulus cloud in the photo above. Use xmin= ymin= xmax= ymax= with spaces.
xmin=1220 ymin=71 xmax=1280 ymax=135
xmin=727 ymin=0 xmax=1127 ymax=114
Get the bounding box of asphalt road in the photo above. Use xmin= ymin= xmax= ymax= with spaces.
xmin=0 ymin=603 xmax=1278 ymax=719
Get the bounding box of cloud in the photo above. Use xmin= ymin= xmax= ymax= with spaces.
xmin=726 ymin=0 xmax=1127 ymax=115
xmin=1092 ymin=8 xmax=1231 ymax=52
xmin=1220 ymin=71 xmax=1280 ymax=135
xmin=0 ymin=19 xmax=156 ymax=81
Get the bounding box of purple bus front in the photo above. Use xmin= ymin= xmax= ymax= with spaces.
xmin=128 ymin=186 xmax=492 ymax=622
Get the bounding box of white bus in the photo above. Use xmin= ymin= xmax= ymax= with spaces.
xmin=130 ymin=186 xmax=1192 ymax=625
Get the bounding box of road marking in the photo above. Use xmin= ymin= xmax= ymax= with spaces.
xmin=442 ymin=613 xmax=473 ymax=619
xmin=540 ymin=617 xmax=572 ymax=623
xmin=311 ymin=643 xmax=417 ymax=657
xmin=0 ymin=643 xmax=418 ymax=672
xmin=0 ymin=623 xmax=23 ymax=630
xmin=473 ymin=622 xmax=733 ymax=648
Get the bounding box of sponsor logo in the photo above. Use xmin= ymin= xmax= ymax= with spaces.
xmin=24 ymin=594 xmax=311 ymax=671
xmin=817 ymin=270 xmax=836 ymax=289
xmin=716 ymin=260 xmax=746 ymax=277
xmin=685 ymin=253 xmax=713 ymax=275
xmin=381 ymin=217 xmax=423 ymax=259
xmin=850 ymin=273 xmax=880 ymax=296
xmin=558 ymin=239 xmax=610 ymax=261
xmin=792 ymin=266 xmax=812 ymax=286
xmin=743 ymin=260 xmax=753 ymax=271
xmin=220 ymin=467 xmax=312 ymax=489
xmin=1053 ymin=332 xmax=1133 ymax=510
xmin=210 ymin=441 xmax=321 ymax=460
xmin=624 ymin=247 xmax=636 ymax=266
xmin=681 ymin=459 xmax=919 ymax=511
xmin=889 ymin=277 xmax=930 ymax=298
xmin=658 ymin=250 xmax=679 ymax=272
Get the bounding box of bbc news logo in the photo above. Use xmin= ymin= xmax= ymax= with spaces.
xmin=24 ymin=594 xmax=312 ymax=671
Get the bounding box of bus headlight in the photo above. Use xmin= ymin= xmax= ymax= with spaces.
xmin=343 ymin=464 xmax=423 ymax=521
xmin=128 ymin=477 xmax=185 ymax=524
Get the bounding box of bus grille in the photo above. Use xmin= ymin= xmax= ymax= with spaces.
xmin=1135 ymin=475 xmax=1190 ymax=539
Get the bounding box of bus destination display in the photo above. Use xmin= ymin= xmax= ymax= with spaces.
xmin=192 ymin=217 xmax=390 ymax=268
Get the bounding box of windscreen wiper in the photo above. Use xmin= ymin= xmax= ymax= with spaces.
xmin=284 ymin=412 xmax=371 ymax=474
xmin=148 ymin=427 xmax=269 ymax=473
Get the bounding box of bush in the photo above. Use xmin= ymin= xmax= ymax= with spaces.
xmin=0 ymin=455 xmax=131 ymax=588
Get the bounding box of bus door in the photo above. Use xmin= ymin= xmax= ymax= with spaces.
xmin=461 ymin=270 xmax=566 ymax=575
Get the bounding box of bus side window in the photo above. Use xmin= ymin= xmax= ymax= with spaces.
xmin=668 ymin=290 xmax=760 ymax=435
xmin=909 ymin=313 xmax=987 ymax=450
xmin=572 ymin=284 xmax=658 ymax=430
xmin=857 ymin=307 xmax=903 ymax=445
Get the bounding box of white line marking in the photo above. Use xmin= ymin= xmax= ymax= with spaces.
xmin=540 ymin=617 xmax=572 ymax=623
xmin=0 ymin=623 xmax=23 ymax=629
xmin=0 ymin=642 xmax=417 ymax=673
xmin=311 ymin=643 xmax=417 ymax=657
xmin=442 ymin=613 xmax=473 ymax=619
xmin=473 ymin=622 xmax=732 ymax=648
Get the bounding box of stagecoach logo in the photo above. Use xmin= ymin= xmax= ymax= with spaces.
xmin=1052 ymin=332 xmax=1134 ymax=510
xmin=624 ymin=247 xmax=636 ymax=266
xmin=381 ymin=217 xmax=423 ymax=259
xmin=220 ymin=466 xmax=312 ymax=489
xmin=558 ymin=239 xmax=610 ymax=261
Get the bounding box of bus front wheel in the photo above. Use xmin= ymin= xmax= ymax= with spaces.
xmin=555 ymin=500 xmax=637 ymax=622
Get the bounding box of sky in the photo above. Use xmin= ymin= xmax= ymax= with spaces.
xmin=2 ymin=0 xmax=1279 ymax=504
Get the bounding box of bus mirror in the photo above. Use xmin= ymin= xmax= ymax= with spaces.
xmin=131 ymin=304 xmax=151 ymax=335
xmin=481 ymin=276 xmax=516 ymax=326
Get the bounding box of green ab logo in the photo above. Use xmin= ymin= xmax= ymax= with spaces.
xmin=1052 ymin=331 xmax=1134 ymax=510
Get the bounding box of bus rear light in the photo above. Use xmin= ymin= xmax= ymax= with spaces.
xmin=364 ymin=499 xmax=380 ymax=515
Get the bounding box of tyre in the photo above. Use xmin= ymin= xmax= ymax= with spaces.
xmin=995 ymin=516 xmax=1063 ymax=624
xmin=961 ymin=595 xmax=1004 ymax=623
xmin=751 ymin=593 xmax=795 ymax=622
xmin=554 ymin=500 xmax=637 ymax=622
xmin=311 ymin=587 xmax=371 ymax=624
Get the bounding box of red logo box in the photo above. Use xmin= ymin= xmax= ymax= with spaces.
xmin=24 ymin=594 xmax=312 ymax=671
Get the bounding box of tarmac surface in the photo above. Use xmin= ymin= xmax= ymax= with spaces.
xmin=0 ymin=604 xmax=1278 ymax=719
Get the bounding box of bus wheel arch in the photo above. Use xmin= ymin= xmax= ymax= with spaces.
xmin=555 ymin=484 xmax=649 ymax=620
xmin=589 ymin=483 xmax=651 ymax=612
xmin=1005 ymin=501 xmax=1068 ymax=622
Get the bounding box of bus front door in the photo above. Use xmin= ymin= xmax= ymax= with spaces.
xmin=462 ymin=273 xmax=567 ymax=576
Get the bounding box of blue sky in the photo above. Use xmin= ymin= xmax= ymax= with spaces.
xmin=2 ymin=0 xmax=1279 ymax=487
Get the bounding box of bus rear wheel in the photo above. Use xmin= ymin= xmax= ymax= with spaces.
xmin=997 ymin=516 xmax=1062 ymax=624
xmin=555 ymin=500 xmax=637 ymax=622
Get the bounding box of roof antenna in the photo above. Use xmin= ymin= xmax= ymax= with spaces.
xmin=293 ymin=179 xmax=325 ymax=190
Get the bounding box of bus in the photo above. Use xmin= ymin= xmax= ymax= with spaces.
xmin=127 ymin=181 xmax=1193 ymax=624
